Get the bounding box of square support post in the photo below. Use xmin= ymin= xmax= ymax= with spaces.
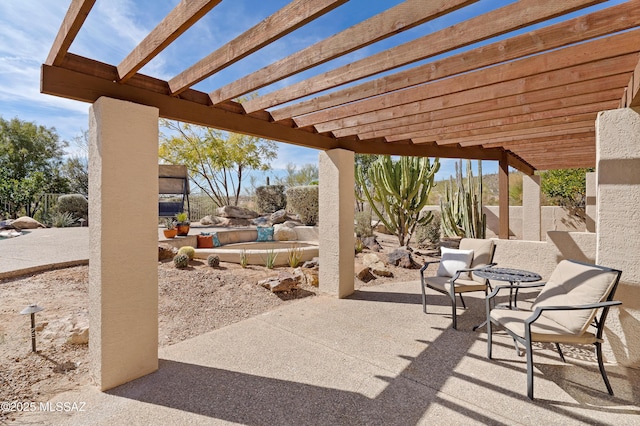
xmin=595 ymin=107 xmax=640 ymax=366
xmin=89 ymin=97 xmax=159 ymax=390
xmin=319 ymin=149 xmax=355 ymax=298
xmin=522 ymin=175 xmax=541 ymax=241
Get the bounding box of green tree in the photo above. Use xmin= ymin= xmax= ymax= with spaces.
xmin=159 ymin=120 xmax=278 ymax=207
xmin=275 ymin=163 xmax=318 ymax=187
xmin=62 ymin=131 xmax=89 ymax=197
xmin=356 ymin=155 xmax=440 ymax=247
xmin=541 ymin=168 xmax=593 ymax=209
xmin=0 ymin=117 xmax=70 ymax=218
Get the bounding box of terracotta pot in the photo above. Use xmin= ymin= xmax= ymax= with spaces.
xmin=176 ymin=224 xmax=190 ymax=236
xmin=163 ymin=229 xmax=177 ymax=239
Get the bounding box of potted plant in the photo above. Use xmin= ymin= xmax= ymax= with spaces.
xmin=163 ymin=218 xmax=177 ymax=239
xmin=175 ymin=212 xmax=190 ymax=236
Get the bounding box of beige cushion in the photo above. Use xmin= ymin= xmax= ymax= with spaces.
xmin=425 ymin=275 xmax=487 ymax=294
xmin=532 ymin=260 xmax=619 ymax=335
xmin=437 ymin=247 xmax=474 ymax=279
xmin=460 ymin=238 xmax=495 ymax=284
xmin=491 ymin=308 xmax=598 ymax=344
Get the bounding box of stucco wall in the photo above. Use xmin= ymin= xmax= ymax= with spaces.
xmin=484 ymin=206 xmax=586 ymax=240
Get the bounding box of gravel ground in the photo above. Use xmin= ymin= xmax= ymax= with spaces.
xmin=0 ymin=233 xmax=434 ymax=423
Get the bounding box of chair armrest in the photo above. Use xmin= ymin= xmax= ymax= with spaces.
xmin=420 ymin=260 xmax=441 ymax=275
xmin=525 ymin=300 xmax=622 ymax=326
xmin=486 ymin=282 xmax=546 ymax=301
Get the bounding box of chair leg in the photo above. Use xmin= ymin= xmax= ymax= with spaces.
xmin=421 ymin=280 xmax=427 ymax=314
xmin=451 ymin=294 xmax=457 ymax=330
xmin=555 ymin=343 xmax=566 ymax=363
xmin=595 ymin=342 xmax=615 ymax=395
xmin=526 ymin=339 xmax=535 ymax=399
xmin=487 ymin=317 xmax=493 ymax=359
xmin=459 ymin=294 xmax=467 ymax=309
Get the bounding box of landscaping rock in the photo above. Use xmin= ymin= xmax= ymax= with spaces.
xmin=282 ymin=219 xmax=304 ymax=228
xmin=159 ymin=243 xmax=178 ymax=261
xmin=199 ymin=215 xmax=220 ymax=225
xmin=216 ymin=205 xmax=259 ymax=219
xmin=302 ymin=257 xmax=319 ymax=268
xmin=252 ymin=216 xmax=270 ymax=226
xmin=11 ymin=216 xmax=46 ymax=229
xmin=374 ymin=222 xmax=392 ymax=235
xmin=387 ymin=248 xmax=419 ymax=269
xmin=273 ymin=224 xmax=297 ymax=241
xmin=305 ymin=268 xmax=319 ymax=287
xmin=362 ymin=253 xmax=393 ymax=277
xmin=356 ymin=266 xmax=376 ymax=282
xmin=269 ymin=209 xmax=289 ymax=224
xmin=258 ymin=271 xmax=299 ymax=293
xmin=361 ymin=236 xmax=382 ymax=252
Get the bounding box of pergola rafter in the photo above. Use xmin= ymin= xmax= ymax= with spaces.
xmin=42 ymin=0 xmax=640 ymax=173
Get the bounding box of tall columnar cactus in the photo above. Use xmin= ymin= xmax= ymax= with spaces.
xmin=356 ymin=155 xmax=440 ymax=247
xmin=440 ymin=159 xmax=486 ymax=239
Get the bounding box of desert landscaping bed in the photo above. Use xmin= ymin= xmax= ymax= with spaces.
xmin=0 ymin=233 xmax=432 ymax=422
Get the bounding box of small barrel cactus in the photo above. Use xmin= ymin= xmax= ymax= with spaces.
xmin=207 ymin=254 xmax=220 ymax=268
xmin=177 ymin=245 xmax=195 ymax=260
xmin=173 ymin=253 xmax=189 ymax=269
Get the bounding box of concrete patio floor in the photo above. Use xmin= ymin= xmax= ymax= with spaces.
xmin=21 ymin=281 xmax=640 ymax=425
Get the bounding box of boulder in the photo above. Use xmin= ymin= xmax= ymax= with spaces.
xmin=356 ymin=266 xmax=376 ymax=283
xmin=361 ymin=236 xmax=382 ymax=252
xmin=269 ymin=209 xmax=289 ymax=225
xmin=362 ymin=253 xmax=393 ymax=277
xmin=216 ymin=205 xmax=259 ymax=219
xmin=252 ymin=216 xmax=270 ymax=226
xmin=199 ymin=215 xmax=220 ymax=225
xmin=258 ymin=271 xmax=299 ymax=293
xmin=39 ymin=313 xmax=89 ymax=346
xmin=282 ymin=219 xmax=304 ymax=228
xmin=273 ymin=224 xmax=297 ymax=241
xmin=387 ymin=248 xmax=419 ymax=269
xmin=159 ymin=243 xmax=178 ymax=261
xmin=293 ymin=267 xmax=319 ymax=287
xmin=11 ymin=216 xmax=46 ymax=229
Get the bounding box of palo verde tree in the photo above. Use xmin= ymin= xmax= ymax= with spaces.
xmin=159 ymin=119 xmax=277 ymax=207
xmin=356 ymin=155 xmax=440 ymax=247
xmin=540 ymin=168 xmax=593 ymax=210
xmin=0 ymin=117 xmax=70 ymax=218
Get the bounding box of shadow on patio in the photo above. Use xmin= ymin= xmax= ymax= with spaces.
xmin=39 ymin=281 xmax=640 ymax=425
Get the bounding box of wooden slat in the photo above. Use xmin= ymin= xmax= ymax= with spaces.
xmin=328 ymin=81 xmax=624 ymax=137
xmin=45 ymin=0 xmax=96 ymax=66
xmin=316 ymin=59 xmax=633 ymax=138
xmin=117 ymin=0 xmax=223 ymax=83
xmin=271 ymin=0 xmax=640 ymax=121
xmin=245 ymin=0 xmax=605 ymax=113
xmin=355 ymin=101 xmax=615 ymax=141
xmin=450 ymin=123 xmax=595 ymax=146
xmin=338 ymin=88 xmax=621 ymax=139
xmin=483 ymin=133 xmax=595 ymax=149
xmin=208 ymin=0 xmax=477 ymax=105
xmin=168 ymin=0 xmax=347 ymax=96
xmin=293 ymin=30 xmax=640 ymax=129
xmin=627 ymin=57 xmax=640 ymax=107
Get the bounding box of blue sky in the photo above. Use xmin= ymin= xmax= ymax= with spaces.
xmin=0 ymin=0 xmax=627 ymax=181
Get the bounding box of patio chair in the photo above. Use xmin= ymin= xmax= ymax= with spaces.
xmin=486 ymin=259 xmax=622 ymax=399
xmin=420 ymin=238 xmax=496 ymax=330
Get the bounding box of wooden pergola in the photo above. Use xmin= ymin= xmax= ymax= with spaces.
xmin=42 ymin=0 xmax=640 ymax=235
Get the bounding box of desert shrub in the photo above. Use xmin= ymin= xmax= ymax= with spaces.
xmin=52 ymin=211 xmax=77 ymax=228
xmin=415 ymin=211 xmax=441 ymax=248
xmin=207 ymin=254 xmax=220 ymax=268
xmin=354 ymin=211 xmax=374 ymax=238
xmin=177 ymin=246 xmax=195 ymax=260
xmin=286 ymin=185 xmax=318 ymax=225
xmin=287 ymin=245 xmax=302 ymax=268
xmin=57 ymin=194 xmax=88 ymax=221
xmin=255 ymin=185 xmax=286 ymax=214
xmin=173 ymin=253 xmax=189 ymax=268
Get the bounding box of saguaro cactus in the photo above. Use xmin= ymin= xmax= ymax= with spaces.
xmin=356 ymin=155 xmax=440 ymax=247
xmin=440 ymin=159 xmax=486 ymax=239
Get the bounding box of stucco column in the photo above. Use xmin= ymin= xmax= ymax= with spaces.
xmin=596 ymin=107 xmax=640 ymax=368
xmin=319 ymin=149 xmax=355 ymax=298
xmin=522 ymin=174 xmax=541 ymax=241
xmin=585 ymin=172 xmax=596 ymax=233
xmin=89 ymin=97 xmax=159 ymax=390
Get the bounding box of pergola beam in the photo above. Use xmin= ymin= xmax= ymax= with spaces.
xmin=117 ymin=0 xmax=224 ymax=83
xmin=271 ymin=0 xmax=634 ymax=122
xmin=168 ymin=0 xmax=348 ymax=96
xmin=208 ymin=0 xmax=477 ymax=105
xmin=244 ymin=0 xmax=604 ymax=113
xmin=293 ymin=30 xmax=640 ymax=129
xmin=45 ymin=0 xmax=96 ymax=66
